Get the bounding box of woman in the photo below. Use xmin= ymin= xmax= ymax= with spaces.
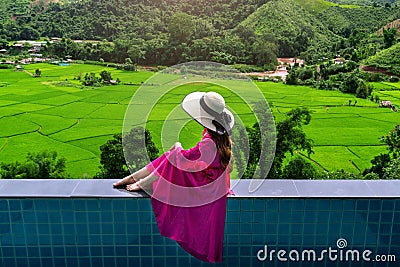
xmin=113 ymin=91 xmax=234 ymax=263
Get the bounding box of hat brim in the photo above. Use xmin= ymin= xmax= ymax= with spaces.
xmin=181 ymin=92 xmax=235 ymax=134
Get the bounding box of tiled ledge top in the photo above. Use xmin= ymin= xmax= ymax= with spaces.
xmin=0 ymin=179 xmax=399 ymax=198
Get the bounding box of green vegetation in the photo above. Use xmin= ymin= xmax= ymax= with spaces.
xmin=95 ymin=127 xmax=159 ymax=179
xmin=317 ymin=6 xmax=400 ymax=37
xmin=293 ymin=0 xmax=336 ymax=14
xmin=326 ymin=0 xmax=399 ymax=6
xmin=0 ymin=150 xmax=67 ymax=179
xmin=364 ymin=42 xmax=400 ymax=75
xmin=0 ymin=63 xmax=398 ymax=178
xmin=1 ymin=0 xmax=399 ymax=67
xmin=0 ymin=63 xmax=152 ymax=177
xmin=241 ymin=0 xmax=340 ymax=61
xmin=286 ymin=60 xmax=377 ymax=99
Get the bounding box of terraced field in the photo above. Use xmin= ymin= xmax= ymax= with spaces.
xmin=0 ymin=63 xmax=399 ymax=177
xmin=259 ymin=82 xmax=399 ymax=172
xmin=0 ymin=63 xmax=152 ymax=177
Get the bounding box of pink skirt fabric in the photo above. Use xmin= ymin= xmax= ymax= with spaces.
xmin=146 ymin=134 xmax=230 ymax=262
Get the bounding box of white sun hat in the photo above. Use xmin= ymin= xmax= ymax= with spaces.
xmin=181 ymin=91 xmax=235 ymax=135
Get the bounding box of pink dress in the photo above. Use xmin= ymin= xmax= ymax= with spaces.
xmin=146 ymin=133 xmax=231 ymax=263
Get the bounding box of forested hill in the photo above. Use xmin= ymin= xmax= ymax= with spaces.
xmin=0 ymin=0 xmax=400 ymax=66
xmin=317 ymin=5 xmax=400 ymax=37
xmin=326 ymin=0 xmax=399 ymax=5
xmin=364 ymin=42 xmax=400 ymax=75
xmin=0 ymin=0 xmax=269 ymax=40
xmin=240 ymin=0 xmax=340 ymax=61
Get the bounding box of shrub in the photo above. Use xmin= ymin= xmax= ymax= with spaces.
xmin=282 ymin=157 xmax=318 ymax=179
xmin=323 ymin=169 xmax=363 ymax=179
xmin=82 ymin=72 xmax=102 ymax=86
xmin=0 ymin=64 xmax=11 ymax=69
xmin=0 ymin=151 xmax=67 ymax=179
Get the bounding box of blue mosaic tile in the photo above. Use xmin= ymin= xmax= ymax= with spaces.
xmin=0 ymin=197 xmax=398 ymax=266
xmin=265 ymin=199 xmax=279 ymax=211
xmin=78 ymin=257 xmax=90 ymax=267
xmin=253 ymin=199 xmax=266 ymax=211
xmin=46 ymin=199 xmax=61 ymax=211
xmin=91 ymin=257 xmax=103 ymax=267
xmin=381 ymin=212 xmax=394 ymax=223
xmin=369 ymin=199 xmax=382 ymax=210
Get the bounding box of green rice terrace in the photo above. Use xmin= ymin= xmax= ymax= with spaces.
xmin=0 ymin=63 xmax=399 ymax=178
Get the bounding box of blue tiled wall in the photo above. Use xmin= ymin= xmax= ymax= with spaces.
xmin=0 ymin=198 xmax=399 ymax=267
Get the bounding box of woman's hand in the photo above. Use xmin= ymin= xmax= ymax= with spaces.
xmin=172 ymin=142 xmax=182 ymax=150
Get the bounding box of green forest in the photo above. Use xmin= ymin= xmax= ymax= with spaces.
xmin=1 ymin=0 xmax=400 ymax=67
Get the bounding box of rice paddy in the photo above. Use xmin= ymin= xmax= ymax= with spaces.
xmin=0 ymin=63 xmax=398 ymax=177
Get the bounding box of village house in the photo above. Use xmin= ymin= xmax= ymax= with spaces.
xmin=380 ymin=100 xmax=393 ymax=107
xmin=334 ymin=57 xmax=346 ymax=64
xmin=13 ymin=43 xmax=24 ymax=50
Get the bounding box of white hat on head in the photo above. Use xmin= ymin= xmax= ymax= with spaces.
xmin=181 ymin=91 xmax=235 ymax=135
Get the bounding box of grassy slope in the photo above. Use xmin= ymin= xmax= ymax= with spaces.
xmin=240 ymin=0 xmax=340 ymax=52
xmin=293 ymin=0 xmax=336 ymax=14
xmin=364 ymin=42 xmax=400 ymax=68
xmin=317 ymin=5 xmax=400 ymax=36
xmin=1 ymin=63 xmax=399 ymax=177
xmin=0 ymin=64 xmax=152 ymax=178
xmin=0 ymin=0 xmax=30 ymax=21
xmin=258 ymin=82 xmax=397 ymax=172
xmin=377 ymin=18 xmax=400 ymax=34
xmin=326 ymin=0 xmax=399 ymax=5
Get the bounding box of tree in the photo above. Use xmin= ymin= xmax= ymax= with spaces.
xmin=35 ymin=68 xmax=41 ymax=77
xmin=242 ymin=106 xmax=314 ymax=178
xmin=363 ymin=124 xmax=400 ymax=178
xmin=271 ymin=107 xmax=313 ymax=178
xmin=0 ymin=39 xmax=8 ymax=49
xmin=82 ymin=72 xmax=101 ymax=86
xmin=0 ymin=151 xmax=67 ymax=179
xmin=340 ymin=72 xmax=360 ymax=94
xmin=356 ymin=80 xmax=373 ymax=99
xmin=127 ymin=40 xmax=146 ymax=64
xmin=282 ymin=156 xmax=318 ymax=179
xmin=99 ymin=70 xmax=112 ymax=82
xmin=252 ymin=38 xmax=278 ymax=67
xmin=96 ymin=133 xmax=128 ymax=179
xmin=383 ymin=28 xmax=397 ymax=49
xmin=363 ymin=153 xmax=391 ymax=178
xmin=285 ymin=67 xmax=298 ymax=85
xmin=232 ymin=101 xmax=275 ymax=179
xmin=168 ymin=12 xmax=195 ymax=44
xmin=381 ymin=124 xmax=400 ymax=158
xmin=382 ymin=157 xmax=400 ymax=179
xmin=96 ymin=127 xmax=159 ymax=179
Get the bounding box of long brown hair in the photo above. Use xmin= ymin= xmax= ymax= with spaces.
xmin=207 ymin=129 xmax=232 ymax=170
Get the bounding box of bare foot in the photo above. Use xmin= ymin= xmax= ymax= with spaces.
xmin=126 ymin=183 xmax=142 ymax=191
xmin=113 ymin=175 xmax=134 ymax=188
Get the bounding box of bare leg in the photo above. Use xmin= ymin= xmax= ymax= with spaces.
xmin=113 ymin=167 xmax=150 ymax=188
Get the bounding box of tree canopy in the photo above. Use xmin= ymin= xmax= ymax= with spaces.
xmin=1 ymin=0 xmax=399 ymax=66
xmin=0 ymin=151 xmax=67 ymax=179
xmin=95 ymin=127 xmax=159 ymax=179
